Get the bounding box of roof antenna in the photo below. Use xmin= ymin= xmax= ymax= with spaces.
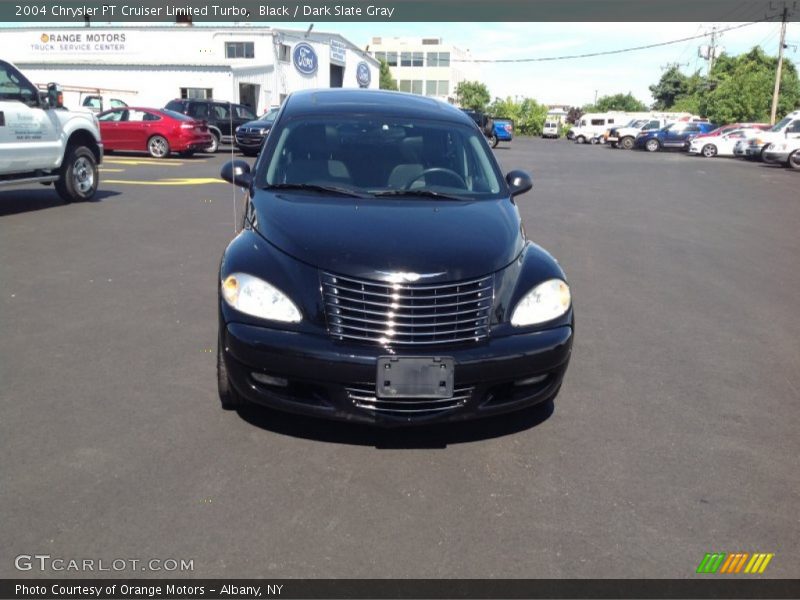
xmin=305 ymin=24 xmax=314 ymax=38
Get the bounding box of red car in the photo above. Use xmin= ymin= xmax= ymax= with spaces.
xmin=97 ymin=107 xmax=212 ymax=158
xmin=693 ymin=122 xmax=770 ymax=140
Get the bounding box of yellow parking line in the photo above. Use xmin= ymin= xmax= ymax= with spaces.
xmin=99 ymin=168 xmax=125 ymax=172
xmin=104 ymin=178 xmax=225 ymax=186
xmin=104 ymin=158 xmax=185 ymax=166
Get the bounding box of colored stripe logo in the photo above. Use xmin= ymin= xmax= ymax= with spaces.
xmin=697 ymin=552 xmax=774 ymax=574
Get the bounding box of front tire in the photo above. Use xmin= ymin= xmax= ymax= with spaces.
xmin=576 ymin=135 xmax=586 ymax=144
xmin=701 ymin=144 xmax=717 ymax=158
xmin=148 ymin=135 xmax=170 ymax=158
xmin=489 ymin=134 xmax=499 ymax=148
xmin=788 ymin=150 xmax=800 ymax=170
xmin=218 ymin=336 xmax=243 ymax=410
xmin=620 ymin=136 xmax=635 ymax=150
xmin=55 ymin=145 xmax=98 ymax=203
xmin=645 ymin=139 xmax=660 ymax=153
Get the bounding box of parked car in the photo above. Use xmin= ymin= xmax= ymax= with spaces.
xmin=216 ymin=89 xmax=573 ymax=425
xmin=234 ymin=107 xmax=280 ymax=157
xmin=608 ymin=118 xmax=671 ymax=149
xmin=164 ymin=98 xmax=257 ymax=153
xmin=688 ymin=128 xmax=764 ymax=158
xmin=571 ymin=112 xmax=628 ymax=144
xmin=763 ymin=138 xmax=800 ymax=169
xmin=542 ymin=121 xmax=561 ymax=139
xmin=97 ymin=107 xmax=212 ymax=158
xmin=634 ymin=121 xmax=717 ymax=152
xmin=692 ymin=122 xmax=769 ymax=141
xmin=460 ymin=109 xmax=513 ymax=148
xmin=741 ymin=111 xmax=800 ymax=160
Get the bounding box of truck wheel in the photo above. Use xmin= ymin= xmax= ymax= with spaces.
xmin=55 ymin=146 xmax=98 ymax=203
xmin=148 ymin=135 xmax=171 ymax=158
xmin=620 ymin=137 xmax=634 ymax=150
xmin=206 ymin=132 xmax=220 ymax=153
xmin=218 ymin=336 xmax=243 ymax=410
xmin=576 ymin=135 xmax=586 ymax=144
xmin=645 ymin=139 xmax=660 ymax=152
xmin=489 ymin=133 xmax=499 ymax=148
xmin=788 ymin=150 xmax=800 ymax=170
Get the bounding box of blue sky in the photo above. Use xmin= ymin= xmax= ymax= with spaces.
xmin=326 ymin=21 xmax=800 ymax=106
xmin=5 ymin=20 xmax=798 ymax=106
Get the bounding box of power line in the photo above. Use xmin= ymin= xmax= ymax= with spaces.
xmin=451 ymin=20 xmax=774 ymax=64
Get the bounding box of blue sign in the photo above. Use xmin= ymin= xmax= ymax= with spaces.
xmin=356 ymin=61 xmax=371 ymax=88
xmin=293 ymin=42 xmax=318 ymax=75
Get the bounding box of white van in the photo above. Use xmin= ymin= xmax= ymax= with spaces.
xmin=542 ymin=121 xmax=561 ymax=139
xmin=571 ymin=112 xmax=628 ymax=144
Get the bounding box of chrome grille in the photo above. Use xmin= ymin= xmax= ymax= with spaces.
xmin=346 ymin=384 xmax=474 ymax=415
xmin=321 ymin=272 xmax=493 ymax=346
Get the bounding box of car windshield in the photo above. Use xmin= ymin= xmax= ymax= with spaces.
xmin=257 ymin=116 xmax=505 ymax=199
xmin=162 ymin=109 xmax=193 ymax=121
xmin=770 ymin=116 xmax=792 ymax=132
xmin=259 ymin=108 xmax=279 ymax=122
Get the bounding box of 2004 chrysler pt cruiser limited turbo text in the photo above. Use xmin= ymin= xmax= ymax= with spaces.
xmin=218 ymin=89 xmax=573 ymax=425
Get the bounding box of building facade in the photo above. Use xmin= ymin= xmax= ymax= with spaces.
xmin=1 ymin=25 xmax=379 ymax=113
xmin=369 ymin=37 xmax=477 ymax=103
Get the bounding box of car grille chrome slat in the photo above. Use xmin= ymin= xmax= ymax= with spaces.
xmin=346 ymin=385 xmax=474 ymax=415
xmin=322 ymin=272 xmax=492 ymax=346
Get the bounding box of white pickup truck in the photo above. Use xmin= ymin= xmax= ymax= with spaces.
xmin=607 ymin=118 xmax=670 ymax=149
xmin=0 ymin=59 xmax=103 ymax=202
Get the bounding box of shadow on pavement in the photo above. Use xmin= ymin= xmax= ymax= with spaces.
xmin=0 ymin=189 xmax=121 ymax=217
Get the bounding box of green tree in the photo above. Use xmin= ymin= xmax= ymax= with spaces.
xmin=649 ymin=65 xmax=690 ymax=110
xmin=588 ymin=92 xmax=648 ymax=112
xmin=377 ymin=59 xmax=397 ymax=91
xmin=487 ymin=96 xmax=549 ymax=135
xmin=455 ymin=81 xmax=491 ymax=111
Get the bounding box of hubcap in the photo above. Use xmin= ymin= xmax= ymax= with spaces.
xmin=72 ymin=157 xmax=94 ymax=193
xmin=151 ymin=138 xmax=167 ymax=157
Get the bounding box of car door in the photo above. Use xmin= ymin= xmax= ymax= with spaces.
xmin=118 ymin=109 xmax=149 ymax=150
xmin=212 ymin=103 xmax=233 ymax=139
xmin=0 ymin=61 xmax=62 ymax=172
xmin=97 ymin=108 xmax=126 ymax=149
xmin=785 ymin=119 xmax=800 ymax=140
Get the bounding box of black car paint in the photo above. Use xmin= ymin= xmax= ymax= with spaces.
xmin=218 ymin=89 xmax=573 ymax=425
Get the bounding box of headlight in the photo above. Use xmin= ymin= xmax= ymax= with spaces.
xmin=510 ymin=279 xmax=571 ymax=327
xmin=221 ymin=273 xmax=302 ymax=323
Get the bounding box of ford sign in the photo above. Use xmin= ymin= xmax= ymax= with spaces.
xmin=293 ymin=42 xmax=318 ymax=75
xmin=356 ymin=61 xmax=371 ymax=88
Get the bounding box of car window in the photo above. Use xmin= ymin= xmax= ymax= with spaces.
xmin=786 ymin=120 xmax=800 ymax=133
xmin=770 ymin=117 xmax=792 ymax=132
xmin=98 ymin=109 xmax=125 ymax=122
xmin=236 ymin=105 xmax=256 ymax=120
xmin=213 ymin=103 xmax=231 ymax=120
xmin=163 ymin=109 xmax=194 ymax=121
xmin=188 ymin=103 xmax=209 ymax=119
xmin=0 ymin=63 xmax=38 ymax=104
xmin=126 ymin=109 xmax=148 ymax=122
xmin=165 ymin=100 xmax=185 ymax=113
xmin=143 ymin=112 xmax=161 ymax=122
xmin=259 ymin=116 xmax=504 ymax=198
xmin=110 ymin=99 xmax=128 ymax=108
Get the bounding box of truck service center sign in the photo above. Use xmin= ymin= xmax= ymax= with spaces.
xmin=33 ymin=32 xmax=129 ymax=53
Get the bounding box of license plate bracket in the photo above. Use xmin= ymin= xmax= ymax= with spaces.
xmin=376 ymin=357 xmax=454 ymax=399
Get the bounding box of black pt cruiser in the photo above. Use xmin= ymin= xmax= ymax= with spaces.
xmin=218 ymin=89 xmax=573 ymax=425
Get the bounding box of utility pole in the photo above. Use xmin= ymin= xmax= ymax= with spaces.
xmin=708 ymin=27 xmax=718 ymax=75
xmin=770 ymin=5 xmax=790 ymax=125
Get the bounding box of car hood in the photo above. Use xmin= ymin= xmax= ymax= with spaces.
xmin=240 ymin=118 xmax=275 ymax=129
xmin=251 ymin=192 xmax=524 ymax=282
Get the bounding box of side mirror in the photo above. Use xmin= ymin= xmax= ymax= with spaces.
xmin=506 ymin=170 xmax=533 ymax=198
xmin=220 ymin=160 xmax=252 ymax=188
xmin=47 ymin=83 xmax=63 ymax=109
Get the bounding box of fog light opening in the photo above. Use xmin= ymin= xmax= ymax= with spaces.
xmin=251 ymin=372 xmax=289 ymax=387
xmin=514 ymin=374 xmax=548 ymax=387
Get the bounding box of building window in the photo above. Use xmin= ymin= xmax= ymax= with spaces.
xmin=180 ymin=87 xmax=212 ymax=99
xmin=399 ymin=80 xmax=411 ymax=92
xmin=225 ymin=41 xmax=254 ymax=59
xmin=412 ymin=52 xmax=424 ymax=66
xmin=424 ymin=80 xmax=450 ymax=96
xmin=386 ymin=51 xmax=397 ymax=66
xmin=411 ymin=80 xmax=422 ymax=94
xmin=278 ymin=43 xmax=290 ymax=62
xmin=427 ymin=52 xmax=450 ymax=67
xmin=375 ymin=51 xmax=386 ymax=62
xmin=400 ymin=52 xmax=412 ymax=67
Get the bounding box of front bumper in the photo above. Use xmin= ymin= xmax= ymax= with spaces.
xmin=222 ymin=321 xmax=573 ymax=426
xmin=763 ymin=149 xmax=790 ymax=164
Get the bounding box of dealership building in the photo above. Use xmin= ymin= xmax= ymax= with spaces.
xmin=1 ymin=25 xmax=379 ymax=112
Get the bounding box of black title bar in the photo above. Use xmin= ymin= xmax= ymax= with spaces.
xmin=3 ymin=579 xmax=800 ymax=599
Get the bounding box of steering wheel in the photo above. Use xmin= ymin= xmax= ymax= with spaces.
xmin=405 ymin=167 xmax=466 ymax=190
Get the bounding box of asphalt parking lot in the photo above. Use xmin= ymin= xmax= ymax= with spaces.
xmin=1 ymin=139 xmax=798 ymax=579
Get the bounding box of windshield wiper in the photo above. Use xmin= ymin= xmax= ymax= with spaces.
xmin=263 ymin=183 xmax=372 ymax=199
xmin=372 ymin=189 xmax=469 ymax=201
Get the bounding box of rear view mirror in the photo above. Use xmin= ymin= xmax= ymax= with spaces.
xmin=505 ymin=170 xmax=533 ymax=198
xmin=46 ymin=83 xmax=63 ymax=109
